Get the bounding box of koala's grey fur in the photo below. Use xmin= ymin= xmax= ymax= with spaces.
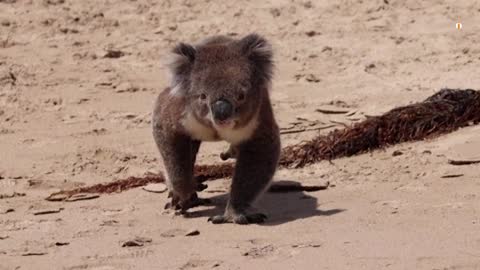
xmin=152 ymin=33 xmax=281 ymax=224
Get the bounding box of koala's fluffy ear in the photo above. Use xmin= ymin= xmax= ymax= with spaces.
xmin=239 ymin=33 xmax=273 ymax=84
xmin=166 ymin=42 xmax=196 ymax=95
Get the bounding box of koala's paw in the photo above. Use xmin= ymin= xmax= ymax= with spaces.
xmin=184 ymin=196 xmax=212 ymax=209
xmin=208 ymin=212 xmax=267 ymax=225
xmin=196 ymin=182 xmax=208 ymax=191
xmin=219 ymin=151 xmax=231 ymax=161
xmin=164 ymin=192 xmax=181 ymax=210
xmin=164 ymin=193 xmax=211 ymax=213
xmin=220 ymin=146 xmax=237 ymax=161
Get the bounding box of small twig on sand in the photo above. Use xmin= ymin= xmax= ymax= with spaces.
xmin=440 ymin=174 xmax=464 ymax=178
xmin=329 ymin=120 xmax=349 ymax=128
xmin=448 ymin=159 xmax=480 ymax=166
xmin=315 ymin=108 xmax=350 ymax=114
xmin=280 ymin=125 xmax=336 ymax=135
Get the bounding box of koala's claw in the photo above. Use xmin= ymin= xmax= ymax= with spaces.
xmin=220 ymin=145 xmax=237 ymax=161
xmin=196 ymin=182 xmax=208 ymax=191
xmin=164 ymin=194 xmax=211 ymax=212
xmin=208 ymin=213 xmax=267 ymax=225
xmin=186 ymin=197 xmax=212 ymax=208
xmin=219 ymin=152 xmax=230 ymax=161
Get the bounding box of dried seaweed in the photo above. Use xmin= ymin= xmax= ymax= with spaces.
xmin=47 ymin=88 xmax=480 ymax=200
xmin=46 ymin=174 xmax=165 ymax=200
xmin=279 ymin=88 xmax=480 ymax=168
xmin=194 ymin=163 xmax=234 ymax=183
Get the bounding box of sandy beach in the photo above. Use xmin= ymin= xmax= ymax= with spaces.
xmin=1 ymin=0 xmax=480 ymax=269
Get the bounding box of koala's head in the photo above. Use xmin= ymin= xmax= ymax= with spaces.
xmin=166 ymin=33 xmax=273 ymax=129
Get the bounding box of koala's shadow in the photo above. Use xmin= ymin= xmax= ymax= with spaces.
xmin=187 ymin=180 xmax=346 ymax=226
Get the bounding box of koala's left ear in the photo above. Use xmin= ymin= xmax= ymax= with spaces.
xmin=239 ymin=33 xmax=273 ymax=83
xmin=165 ymin=42 xmax=196 ymax=94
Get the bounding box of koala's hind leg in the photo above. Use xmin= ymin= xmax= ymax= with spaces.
xmin=155 ymin=134 xmax=210 ymax=213
xmin=209 ymin=134 xmax=280 ymax=224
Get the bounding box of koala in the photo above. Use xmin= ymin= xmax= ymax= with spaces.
xmin=152 ymin=33 xmax=281 ymax=224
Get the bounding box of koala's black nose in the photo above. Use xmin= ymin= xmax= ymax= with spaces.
xmin=212 ymin=99 xmax=234 ymax=121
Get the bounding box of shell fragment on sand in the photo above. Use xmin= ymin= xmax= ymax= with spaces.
xmin=142 ymin=183 xmax=167 ymax=193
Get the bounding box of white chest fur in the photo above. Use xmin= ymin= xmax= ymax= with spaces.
xmin=216 ymin=115 xmax=258 ymax=145
xmin=181 ymin=112 xmax=258 ymax=145
xmin=181 ymin=112 xmax=218 ymax=141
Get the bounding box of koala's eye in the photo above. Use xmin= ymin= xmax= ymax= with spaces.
xmin=199 ymin=93 xmax=207 ymax=100
xmin=237 ymin=92 xmax=245 ymax=101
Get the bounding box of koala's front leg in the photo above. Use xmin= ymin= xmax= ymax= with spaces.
xmin=158 ymin=134 xmax=210 ymax=213
xmin=209 ymin=134 xmax=280 ymax=224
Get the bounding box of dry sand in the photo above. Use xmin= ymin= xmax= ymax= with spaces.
xmin=1 ymin=0 xmax=480 ymax=269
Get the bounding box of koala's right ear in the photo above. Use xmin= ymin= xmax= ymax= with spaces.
xmin=238 ymin=33 xmax=273 ymax=85
xmin=172 ymin=43 xmax=196 ymax=64
xmin=165 ymin=43 xmax=196 ymax=94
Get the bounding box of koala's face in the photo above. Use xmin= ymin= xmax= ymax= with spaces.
xmin=167 ymin=34 xmax=273 ymax=130
xmin=189 ymin=53 xmax=255 ymax=129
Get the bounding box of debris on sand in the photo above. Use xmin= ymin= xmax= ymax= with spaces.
xmin=121 ymin=237 xmax=152 ymax=247
xmin=242 ymin=245 xmax=275 ymax=258
xmin=21 ymin=251 xmax=47 ymax=256
xmin=46 ymin=174 xmax=165 ymax=201
xmin=0 ymin=192 xmax=26 ymax=199
xmin=103 ymin=49 xmax=125 ymax=58
xmin=305 ymin=74 xmax=321 ymax=83
xmin=194 ymin=164 xmax=234 ymax=183
xmin=315 ymin=108 xmax=350 ymax=114
xmin=392 ymin=150 xmax=404 ymax=156
xmin=0 ymin=207 xmax=14 ymax=214
xmin=33 ymin=207 xmax=64 ymax=215
xmin=185 ymin=229 xmax=200 ymax=236
xmin=305 ymin=30 xmax=319 ymax=37
xmin=142 ymin=183 xmax=167 ymax=193
xmin=160 ymin=229 xmax=187 ymax=238
xmin=440 ymin=174 xmax=464 ymax=178
xmin=280 ymin=125 xmax=335 ymax=135
xmin=292 ymin=242 xmax=322 ymax=248
xmin=45 ymin=193 xmax=69 ymax=202
xmin=46 ymin=88 xmax=480 ymax=199
xmin=65 ymin=193 xmax=100 ymax=202
xmin=448 ymin=159 xmax=480 ymax=166
xmin=279 ymin=88 xmax=480 ymax=169
xmin=268 ymin=180 xmax=329 ymax=193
